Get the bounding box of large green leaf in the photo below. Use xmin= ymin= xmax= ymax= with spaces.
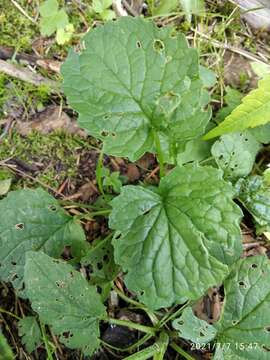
xmin=62 ymin=17 xmax=210 ymax=161
xmin=109 ymin=165 xmax=242 ymax=309
xmin=204 ymin=75 xmax=270 ymax=139
xmin=18 ymin=317 xmax=42 ymax=353
xmin=237 ymin=176 xmax=270 ymax=233
xmin=211 ymin=131 xmax=261 ymax=180
xmin=0 ymin=188 xmax=87 ymax=292
xmin=214 ymin=255 xmax=270 ymax=359
xmin=24 ymin=251 xmax=106 ymax=355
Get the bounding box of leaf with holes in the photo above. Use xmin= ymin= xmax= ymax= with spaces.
xmin=204 ymin=75 xmax=270 ymax=139
xmin=24 ymin=251 xmax=106 ymax=355
xmin=214 ymin=255 xmax=270 ymax=359
xmin=81 ymin=236 xmax=120 ymax=284
xmin=211 ymin=131 xmax=261 ymax=180
xmin=62 ymin=17 xmax=210 ymax=161
xmin=18 ymin=317 xmax=42 ymax=353
xmin=172 ymin=307 xmax=217 ymax=344
xmin=237 ymin=176 xmax=270 ymax=233
xmin=109 ymin=165 xmax=242 ymax=309
xmin=0 ymin=188 xmax=87 ymax=292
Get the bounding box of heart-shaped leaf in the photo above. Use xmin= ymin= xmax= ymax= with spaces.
xmin=24 ymin=252 xmax=106 ymax=355
xmin=18 ymin=317 xmax=42 ymax=353
xmin=172 ymin=307 xmax=217 ymax=344
xmin=212 ymin=131 xmax=261 ymax=179
xmin=62 ymin=17 xmax=210 ymax=161
xmin=0 ymin=188 xmax=87 ymax=292
xmin=214 ymin=255 xmax=270 ymax=359
xmin=109 ymin=165 xmax=242 ymax=309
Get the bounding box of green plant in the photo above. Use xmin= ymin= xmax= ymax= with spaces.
xmin=1 ymin=17 xmax=270 ymax=359
xmin=204 ymin=75 xmax=270 ymax=139
xmin=92 ymin=0 xmax=116 ymax=21
xmin=39 ymin=0 xmax=74 ymax=45
xmin=150 ymin=0 xmax=205 ymax=19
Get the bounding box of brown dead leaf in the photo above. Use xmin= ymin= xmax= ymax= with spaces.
xmin=125 ymin=164 xmax=140 ymax=182
xmin=136 ymin=153 xmax=156 ymax=169
xmin=16 ymin=106 xmax=86 ymax=137
xmin=78 ymin=182 xmax=98 ymax=202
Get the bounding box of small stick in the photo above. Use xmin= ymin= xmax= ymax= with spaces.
xmin=0 ymin=59 xmax=59 ymax=90
xmin=192 ymin=29 xmax=269 ymax=65
xmin=113 ymin=0 xmax=128 ymax=16
xmin=10 ymin=0 xmax=36 ymax=23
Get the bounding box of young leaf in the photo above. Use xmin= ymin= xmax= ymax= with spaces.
xmin=109 ymin=165 xmax=242 ymax=309
xmin=56 ymin=24 xmax=74 ymax=45
xmin=177 ymin=137 xmax=212 ymax=165
xmin=214 ymin=86 xmax=270 ymax=144
xmin=0 ymin=331 xmax=14 ymax=360
xmin=62 ymin=17 xmax=210 ymax=162
xmin=39 ymin=0 xmax=69 ymax=37
xmin=237 ymin=176 xmax=270 ymax=233
xmin=24 ymin=252 xmax=106 ymax=355
xmin=211 ymin=131 xmax=261 ymax=179
xmin=204 ymin=75 xmax=270 ymax=139
xmin=172 ymin=307 xmax=217 ymax=344
xmin=0 ymin=178 xmax=11 ymax=196
xmin=18 ymin=317 xmax=42 ymax=353
xmin=0 ymin=188 xmax=87 ymax=292
xmin=214 ymin=255 xmax=270 ymax=359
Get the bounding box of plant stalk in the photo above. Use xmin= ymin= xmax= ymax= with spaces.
xmin=107 ymin=317 xmax=156 ymax=336
xmin=170 ymin=342 xmax=195 ymax=360
xmin=153 ymin=131 xmax=165 ymax=178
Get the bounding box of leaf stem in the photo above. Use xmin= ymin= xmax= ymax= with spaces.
xmin=153 ymin=332 xmax=169 ymax=360
xmin=158 ymin=301 xmax=191 ymax=328
xmin=122 ymin=343 xmax=159 ymax=360
xmin=0 ymin=307 xmax=21 ymax=320
xmin=101 ymin=333 xmax=152 ymax=353
xmin=107 ymin=317 xmax=156 ymax=336
xmin=40 ymin=323 xmax=54 ymax=360
xmin=75 ymin=209 xmax=111 ymax=220
xmin=199 ymin=156 xmax=214 ymax=165
xmin=113 ymin=286 xmax=159 ymax=325
xmin=153 ymin=131 xmax=165 ymax=178
xmin=96 ymin=149 xmax=105 ymax=195
xmin=170 ymin=342 xmax=195 ymax=360
xmin=60 ymin=200 xmax=109 ymax=211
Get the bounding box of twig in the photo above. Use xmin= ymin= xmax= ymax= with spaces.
xmin=0 ymin=59 xmax=59 ymax=91
xmin=10 ymin=0 xmax=36 ymax=23
xmin=192 ymin=29 xmax=269 ymax=65
xmin=0 ymin=46 xmax=62 ymax=74
xmin=113 ymin=0 xmax=128 ymax=16
xmin=1 ymin=162 xmax=64 ymax=197
xmin=0 ymin=118 xmax=14 ymax=142
xmin=122 ymin=0 xmax=138 ymax=16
